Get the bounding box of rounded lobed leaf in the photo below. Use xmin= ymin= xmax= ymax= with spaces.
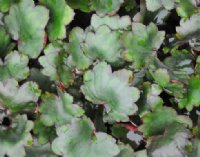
xmin=81 ymin=62 xmax=140 ymax=122
xmin=52 ymin=117 xmax=120 ymax=157
xmin=5 ymin=0 xmax=49 ymax=58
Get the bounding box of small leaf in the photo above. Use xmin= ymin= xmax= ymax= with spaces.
xmin=122 ymin=23 xmax=165 ymax=69
xmin=139 ymin=107 xmax=192 ymax=137
xmin=0 ymin=51 xmax=29 ymax=81
xmin=152 ymin=68 xmax=170 ymax=87
xmin=0 ymin=79 xmax=41 ymax=113
xmin=67 ymin=27 xmax=92 ymax=69
xmin=81 ymin=62 xmax=139 ymax=122
xmin=92 ymin=0 xmax=123 ymax=15
xmin=179 ymin=76 xmax=200 ymax=111
xmin=138 ymin=82 xmax=163 ymax=116
xmin=40 ymin=0 xmax=74 ymax=40
xmin=84 ymin=25 xmax=122 ymax=64
xmin=52 ymin=117 xmax=120 ymax=157
xmin=5 ymin=0 xmax=49 ymax=58
xmin=0 ymin=115 xmax=33 ymax=157
xmin=40 ymin=91 xmax=84 ymax=126
xmin=0 ymin=0 xmax=20 ymax=13
xmin=39 ymin=42 xmax=74 ymax=86
xmin=66 ymin=0 xmax=91 ymax=12
xmin=33 ymin=119 xmax=56 ymax=144
xmin=176 ymin=0 xmax=197 ymax=19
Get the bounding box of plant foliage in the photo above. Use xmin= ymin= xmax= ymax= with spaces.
xmin=0 ymin=0 xmax=200 ymax=156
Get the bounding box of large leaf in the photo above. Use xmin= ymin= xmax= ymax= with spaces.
xmin=0 ymin=51 xmax=29 ymax=81
xmin=139 ymin=107 xmax=192 ymax=137
xmin=179 ymin=76 xmax=200 ymax=111
xmin=52 ymin=117 xmax=120 ymax=157
xmin=5 ymin=0 xmax=49 ymax=58
xmin=40 ymin=0 xmax=74 ymax=40
xmin=0 ymin=115 xmax=33 ymax=157
xmin=40 ymin=91 xmax=84 ymax=126
xmin=0 ymin=79 xmax=41 ymax=113
xmin=81 ymin=62 xmax=139 ymax=122
xmin=122 ymin=23 xmax=165 ymax=69
xmin=39 ymin=42 xmax=74 ymax=87
xmin=146 ymin=0 xmax=175 ymax=11
xmin=147 ymin=123 xmax=191 ymax=157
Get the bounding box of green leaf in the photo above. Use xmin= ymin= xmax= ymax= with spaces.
xmin=147 ymin=123 xmax=191 ymax=157
xmin=81 ymin=62 xmax=139 ymax=122
xmin=117 ymin=143 xmax=135 ymax=157
xmin=138 ymin=82 xmax=163 ymax=116
xmin=179 ymin=76 xmax=200 ymax=111
xmin=122 ymin=23 xmax=165 ymax=68
xmin=40 ymin=91 xmax=84 ymax=126
xmin=52 ymin=117 xmax=120 ymax=157
xmin=176 ymin=13 xmax=200 ymax=39
xmin=0 ymin=79 xmax=41 ymax=113
xmin=66 ymin=0 xmax=91 ymax=12
xmin=40 ymin=0 xmax=74 ymax=40
xmin=67 ymin=27 xmax=92 ymax=69
xmin=91 ymin=14 xmax=131 ymax=30
xmin=151 ymin=68 xmax=170 ymax=87
xmin=25 ymin=144 xmax=57 ymax=157
xmin=5 ymin=0 xmax=49 ymax=58
xmin=164 ymin=49 xmax=194 ymax=75
xmin=176 ymin=0 xmax=197 ymax=19
xmin=0 ymin=51 xmax=29 ymax=81
xmin=91 ymin=0 xmax=123 ymax=15
xmin=33 ymin=119 xmax=56 ymax=144
xmin=0 ymin=26 xmax=14 ymax=57
xmin=0 ymin=115 xmax=33 ymax=157
xmin=28 ymin=68 xmax=54 ymax=92
xmin=139 ymin=107 xmax=192 ymax=137
xmin=0 ymin=0 xmax=20 ymax=12
xmin=84 ymin=26 xmax=122 ymax=64
xmin=146 ymin=0 xmax=175 ymax=12
xmin=39 ymin=42 xmax=74 ymax=87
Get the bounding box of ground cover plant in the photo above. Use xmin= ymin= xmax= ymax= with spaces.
xmin=0 ymin=0 xmax=200 ymax=156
